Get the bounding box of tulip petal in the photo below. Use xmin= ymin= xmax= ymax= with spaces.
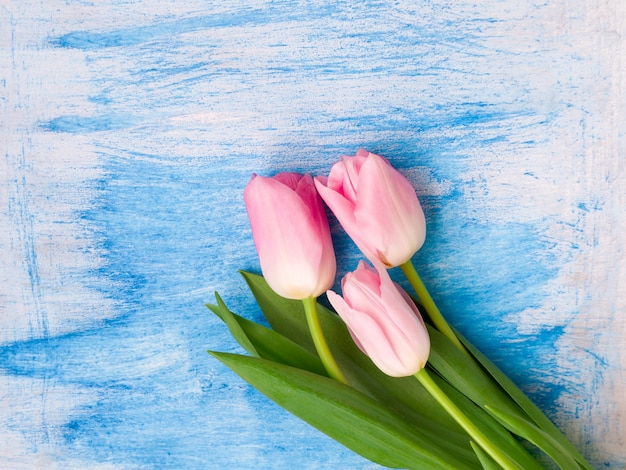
xmin=314 ymin=177 xmax=377 ymax=262
xmin=273 ymin=171 xmax=303 ymax=190
xmin=350 ymin=306 xmax=421 ymax=377
xmin=317 ymin=151 xmax=426 ymax=267
xmin=354 ymin=153 xmax=426 ymax=266
xmin=314 ymin=176 xmax=357 ymax=226
xmin=297 ymin=176 xmax=332 ymax=252
xmin=328 ymin=262 xmax=430 ymax=377
xmin=328 ymin=290 xmax=410 ymax=377
xmin=378 ymin=266 xmax=428 ymax=337
xmin=325 ymin=156 xmax=365 ymax=203
xmin=245 ymin=174 xmax=335 ymax=299
xmin=325 ymin=290 xmax=368 ymax=354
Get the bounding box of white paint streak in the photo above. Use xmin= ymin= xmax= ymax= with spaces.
xmin=1 ymin=0 xmax=624 ymax=467
xmin=0 ymin=3 xmax=119 ymax=344
xmin=0 ymin=375 xmax=129 ymax=470
xmin=454 ymin=0 xmax=626 ymax=462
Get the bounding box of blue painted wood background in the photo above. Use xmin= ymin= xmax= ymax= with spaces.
xmin=2 ymin=1 xmax=624 ymax=468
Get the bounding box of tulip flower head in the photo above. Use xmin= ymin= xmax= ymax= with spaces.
xmin=315 ymin=149 xmax=426 ymax=268
xmin=244 ymin=172 xmax=336 ymax=300
xmin=326 ymin=261 xmax=430 ymax=377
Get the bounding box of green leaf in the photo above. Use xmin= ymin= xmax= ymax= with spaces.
xmin=239 ymin=270 xmax=315 ymax=348
xmin=210 ymin=351 xmax=480 ymax=470
xmin=207 ymin=292 xmax=258 ymax=357
xmin=427 ymin=325 xmax=531 ymax=420
xmin=429 ymin=371 xmax=545 ymax=470
xmin=455 ymin=329 xmax=593 ymax=470
xmin=470 ymin=441 xmax=501 ymax=470
xmin=423 ymin=319 xmax=589 ymax=469
xmin=207 ymin=295 xmax=327 ymax=376
xmin=239 ymin=271 xmax=479 ymax=462
xmin=240 ymin=271 xmax=471 ymax=436
xmin=486 ymin=405 xmax=581 ymax=470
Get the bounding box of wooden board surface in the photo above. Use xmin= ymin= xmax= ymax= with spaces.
xmin=2 ymin=1 xmax=624 ymax=468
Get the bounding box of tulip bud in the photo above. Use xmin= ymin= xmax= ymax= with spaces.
xmin=315 ymin=149 xmax=426 ymax=267
xmin=326 ymin=261 xmax=430 ymax=377
xmin=244 ymin=172 xmax=336 ymax=300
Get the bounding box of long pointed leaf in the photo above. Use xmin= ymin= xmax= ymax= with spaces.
xmin=207 ymin=293 xmax=258 ymax=357
xmin=240 ymin=270 xmax=478 ymax=456
xmin=470 ymin=442 xmax=501 ymax=470
xmin=208 ymin=290 xmax=477 ymax=466
xmin=238 ymin=271 xmax=547 ymax=468
xmin=210 ymin=351 xmax=479 ymax=470
xmin=486 ymin=405 xmax=581 ymax=470
xmin=207 ymin=297 xmax=327 ymax=376
xmin=239 ymin=271 xmax=477 ymax=460
xmin=455 ymin=329 xmax=593 ymax=470
xmin=429 ymin=371 xmax=545 ymax=470
xmin=429 ymin=325 xmax=579 ymax=467
xmin=427 ymin=324 xmax=530 ymax=422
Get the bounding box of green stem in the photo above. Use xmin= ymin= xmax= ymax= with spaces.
xmin=302 ymin=296 xmax=348 ymax=384
xmin=415 ymin=368 xmax=520 ymax=470
xmin=400 ymin=260 xmax=466 ymax=352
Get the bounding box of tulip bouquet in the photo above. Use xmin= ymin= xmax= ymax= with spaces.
xmin=207 ymin=150 xmax=591 ymax=469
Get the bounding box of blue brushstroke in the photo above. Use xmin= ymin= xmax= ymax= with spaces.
xmin=0 ymin=150 xmax=374 ymax=469
xmin=52 ymin=13 xmax=268 ymax=50
xmin=50 ymin=8 xmax=334 ymax=50
xmin=0 ymin=125 xmax=576 ymax=467
xmin=25 ymin=102 xmax=577 ymax=470
xmin=2 ymin=127 xmax=586 ymax=468
xmin=410 ymin=215 xmax=565 ymax=405
xmin=41 ymin=115 xmax=139 ymax=133
xmin=4 ymin=1 xmax=610 ymax=467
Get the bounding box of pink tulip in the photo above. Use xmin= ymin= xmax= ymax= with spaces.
xmin=315 ymin=149 xmax=426 ymax=267
xmin=244 ymin=172 xmax=336 ymax=300
xmin=326 ymin=261 xmax=430 ymax=377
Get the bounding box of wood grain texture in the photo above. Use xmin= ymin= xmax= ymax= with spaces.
xmin=1 ymin=1 xmax=624 ymax=468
